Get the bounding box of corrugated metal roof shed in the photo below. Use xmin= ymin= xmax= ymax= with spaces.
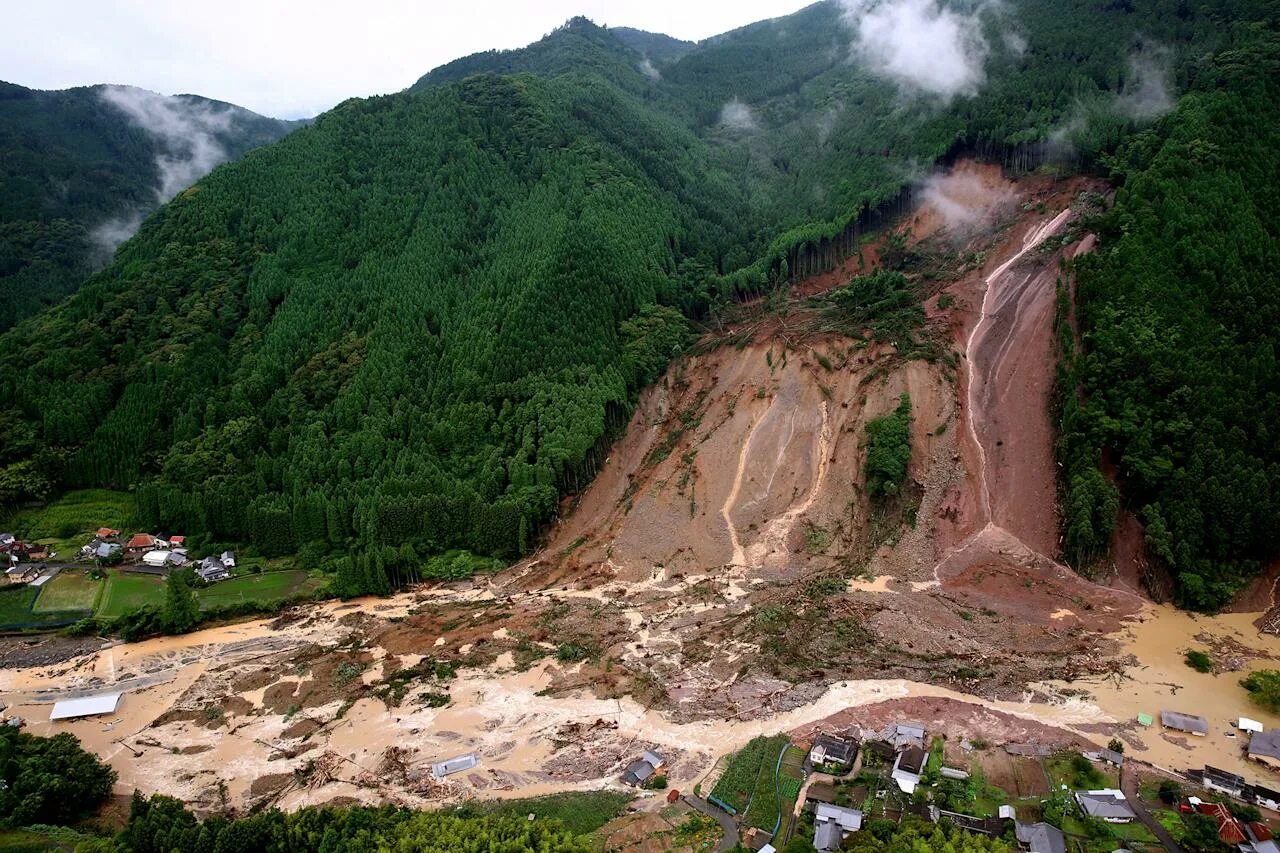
xmin=50 ymin=692 xmax=122 ymax=720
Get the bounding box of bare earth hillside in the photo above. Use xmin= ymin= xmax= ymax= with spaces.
xmin=6 ymin=162 xmax=1280 ymax=817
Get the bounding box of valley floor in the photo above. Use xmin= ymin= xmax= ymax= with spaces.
xmin=3 ymin=161 xmax=1277 ymax=831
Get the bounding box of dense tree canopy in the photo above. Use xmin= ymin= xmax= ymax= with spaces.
xmin=0 ymin=726 xmax=116 ymax=826
xmin=0 ymin=81 xmax=299 ymax=329
xmin=1059 ymin=23 xmax=1280 ymax=608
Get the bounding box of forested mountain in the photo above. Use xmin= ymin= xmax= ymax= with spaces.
xmin=1059 ymin=27 xmax=1280 ymax=609
xmin=0 ymin=1 xmax=1276 ymax=600
xmin=0 ymin=82 xmax=301 ymax=328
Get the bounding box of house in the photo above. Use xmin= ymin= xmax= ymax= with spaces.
xmin=1196 ymin=766 xmax=1246 ymax=797
xmin=1249 ymin=730 xmax=1280 ymax=770
xmin=125 ymin=533 xmax=157 ymax=555
xmin=892 ymin=745 xmax=927 ymax=794
xmin=887 ymin=721 xmax=927 ymax=748
xmin=1245 ymin=782 xmax=1280 ymax=810
xmin=0 ymin=533 xmax=14 ymax=550
xmin=16 ymin=543 xmax=49 ymax=561
xmin=1196 ymin=801 xmax=1248 ymax=845
xmin=92 ymin=542 xmax=122 ymax=562
xmin=1074 ymin=789 xmax=1136 ymax=823
xmin=1098 ymin=747 xmax=1125 ymax=767
xmin=95 ymin=527 xmax=121 ymax=539
xmin=196 ymin=557 xmax=231 ymax=583
xmin=141 ymin=550 xmax=188 ymax=569
xmin=168 ymin=535 xmax=186 ymax=547
xmin=865 ymin=740 xmax=897 ymax=762
xmin=809 ymin=733 xmax=858 ymax=771
xmin=1243 ymin=821 xmax=1280 ymax=853
xmin=4 ymin=563 xmax=40 ymax=584
xmin=1014 ymin=821 xmax=1067 ymax=853
xmin=431 ymin=752 xmax=477 ymax=778
xmin=220 ymin=550 xmax=236 ymax=569
xmin=1161 ymin=710 xmax=1209 ymax=737
xmin=1136 ymin=712 xmax=1154 ymax=727
xmin=621 ymin=750 xmax=664 ymax=787
xmin=813 ymin=803 xmax=862 ymax=852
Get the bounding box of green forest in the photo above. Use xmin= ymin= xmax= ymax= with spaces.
xmin=1058 ymin=22 xmax=1280 ymax=609
xmin=0 ymin=0 xmax=1277 ymax=600
xmin=0 ymin=82 xmax=299 ymax=329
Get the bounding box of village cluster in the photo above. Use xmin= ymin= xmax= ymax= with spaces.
xmin=577 ymin=712 xmax=1280 ymax=853
xmin=2 ymin=526 xmax=236 ymax=587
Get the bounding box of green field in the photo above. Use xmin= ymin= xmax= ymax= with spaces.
xmin=97 ymin=573 xmax=166 ymax=620
xmin=0 ymin=586 xmax=38 ymax=625
xmin=195 ymin=570 xmax=317 ymax=610
xmin=9 ymin=489 xmax=136 ymax=557
xmin=32 ymin=571 xmax=102 ymax=613
xmin=711 ymin=734 xmax=788 ymax=815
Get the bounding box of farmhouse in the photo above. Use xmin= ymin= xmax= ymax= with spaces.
xmin=1074 ymin=789 xmax=1136 ymax=823
xmin=813 ymin=803 xmax=862 ymax=853
xmin=95 ymin=527 xmax=120 ymax=539
xmin=891 ymin=745 xmax=927 ymax=794
xmin=887 ymin=720 xmax=927 ymax=748
xmin=126 ymin=533 xmax=158 ymax=555
xmin=1196 ymin=801 xmax=1247 ymax=845
xmin=4 ymin=563 xmax=41 ymax=584
xmin=142 ymin=550 xmax=188 ymax=569
xmin=1249 ymin=730 xmax=1280 ymax=771
xmin=221 ymin=550 xmax=237 ymax=569
xmin=1161 ymin=710 xmax=1209 ymax=736
xmin=809 ymin=733 xmax=857 ymax=771
xmin=1014 ymin=821 xmax=1068 ymax=853
xmin=621 ymin=750 xmax=664 ymax=787
xmin=196 ymin=557 xmax=232 ymax=583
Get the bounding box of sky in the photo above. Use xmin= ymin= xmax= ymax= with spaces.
xmin=2 ymin=0 xmax=807 ymax=119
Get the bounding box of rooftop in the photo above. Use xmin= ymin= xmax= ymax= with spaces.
xmin=1249 ymin=730 xmax=1280 ymax=760
xmin=1160 ymin=710 xmax=1209 ymax=734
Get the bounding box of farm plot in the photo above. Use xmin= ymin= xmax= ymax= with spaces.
xmin=32 ymin=571 xmax=102 ymax=613
xmin=710 ymin=735 xmax=788 ymax=816
xmin=97 ymin=572 xmax=165 ymax=620
xmin=196 ymin=570 xmax=317 ymax=610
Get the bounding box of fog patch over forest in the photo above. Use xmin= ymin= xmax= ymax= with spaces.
xmin=91 ymin=86 xmax=237 ymax=255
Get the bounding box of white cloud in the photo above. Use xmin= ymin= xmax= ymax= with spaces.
xmin=839 ymin=0 xmax=994 ymax=101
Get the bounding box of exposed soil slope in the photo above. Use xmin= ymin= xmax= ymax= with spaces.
xmin=1 ymin=161 xmax=1218 ymax=817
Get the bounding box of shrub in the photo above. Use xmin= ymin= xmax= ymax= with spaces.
xmin=1184 ymin=650 xmax=1213 ymax=673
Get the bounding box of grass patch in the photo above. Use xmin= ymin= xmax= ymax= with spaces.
xmin=0 ymin=586 xmax=38 ymax=625
xmin=1045 ymin=752 xmax=1115 ymax=790
xmin=96 ymin=572 xmax=166 ymax=620
xmin=195 ymin=570 xmax=317 ymax=611
xmin=32 ymin=571 xmax=102 ymax=613
xmin=468 ymin=791 xmax=632 ymax=835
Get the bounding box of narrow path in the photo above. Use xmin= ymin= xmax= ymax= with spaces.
xmin=1120 ymin=762 xmax=1183 ymax=853
xmin=683 ymin=794 xmax=739 ymax=852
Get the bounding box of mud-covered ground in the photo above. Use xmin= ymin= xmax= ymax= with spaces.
xmin=4 ymin=161 xmax=1279 ymax=815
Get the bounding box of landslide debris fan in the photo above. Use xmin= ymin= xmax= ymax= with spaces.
xmin=0 ymin=1 xmax=1275 ymax=596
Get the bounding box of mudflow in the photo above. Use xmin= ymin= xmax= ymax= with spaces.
xmin=6 ymin=161 xmax=1280 ymax=816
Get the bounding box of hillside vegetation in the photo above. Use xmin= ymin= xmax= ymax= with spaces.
xmin=0 ymin=1 xmax=1275 ymax=599
xmin=1059 ymin=25 xmax=1280 ymax=609
xmin=0 ymin=82 xmax=300 ymax=328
